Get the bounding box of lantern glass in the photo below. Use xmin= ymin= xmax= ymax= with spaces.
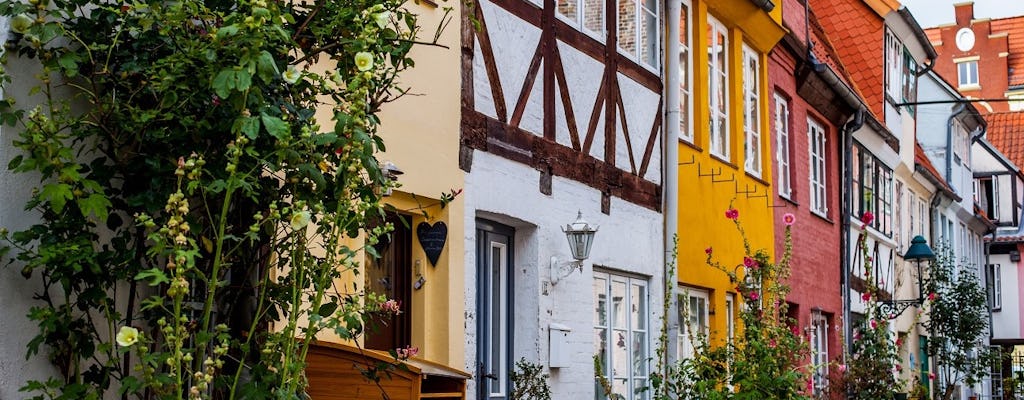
xmin=563 ymin=211 xmax=598 ymax=261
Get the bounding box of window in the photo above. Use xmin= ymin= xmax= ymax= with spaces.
xmin=808 ymin=118 xmax=827 ymax=215
xmin=885 ymin=29 xmax=918 ymax=112
xmin=677 ymin=287 xmax=708 ymax=360
xmin=989 ymin=264 xmax=1002 ymax=310
xmin=810 ymin=313 xmax=829 ymax=396
xmin=595 ymin=273 xmax=649 ymax=400
xmin=977 ymin=176 xmax=1000 ymax=221
xmin=917 ymin=196 xmax=926 ymax=237
xmin=852 ymin=143 xmax=895 ymax=235
xmin=558 ymin=0 xmax=604 ymax=37
xmin=1010 ymin=94 xmax=1024 ymax=111
xmin=617 ymin=0 xmax=658 ymax=68
xmin=678 ymin=0 xmax=692 ymax=142
xmin=725 ymin=293 xmax=735 ymax=344
xmin=774 ymin=93 xmax=792 ymax=198
xmin=895 ymin=181 xmax=904 ymax=251
xmin=742 ymin=45 xmax=761 ymax=176
xmin=957 ymin=60 xmax=979 ymax=87
xmin=707 ymin=16 xmax=729 ymax=160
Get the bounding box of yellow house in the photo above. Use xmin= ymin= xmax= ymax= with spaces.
xmin=303 ymin=2 xmax=470 ymax=399
xmin=675 ymin=0 xmax=784 ymax=354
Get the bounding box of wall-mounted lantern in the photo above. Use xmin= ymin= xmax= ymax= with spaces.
xmin=879 ymin=235 xmax=936 ymax=319
xmin=381 ymin=161 xmax=403 ymax=196
xmin=550 ymin=211 xmax=598 ymax=285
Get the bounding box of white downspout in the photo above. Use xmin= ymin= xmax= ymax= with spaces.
xmin=662 ymin=0 xmax=681 ymax=370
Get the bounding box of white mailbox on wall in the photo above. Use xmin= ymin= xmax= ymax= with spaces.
xmin=548 ymin=323 xmax=572 ymax=368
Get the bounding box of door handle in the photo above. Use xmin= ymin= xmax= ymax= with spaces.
xmin=484 ymin=373 xmax=498 ymax=381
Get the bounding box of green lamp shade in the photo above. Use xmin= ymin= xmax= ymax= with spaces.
xmin=903 ymin=235 xmax=935 ymax=261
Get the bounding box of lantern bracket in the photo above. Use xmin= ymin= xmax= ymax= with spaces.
xmin=550 ymin=256 xmax=583 ymax=285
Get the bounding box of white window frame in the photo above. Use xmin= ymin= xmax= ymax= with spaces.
xmin=615 ymin=0 xmax=660 ymax=70
xmin=885 ymin=29 xmax=903 ymax=100
xmin=556 ymin=0 xmax=605 ymax=40
xmin=810 ymin=313 xmax=829 ymax=396
xmin=991 ymin=264 xmax=1002 ymax=310
xmin=742 ymin=44 xmax=761 ymax=176
xmin=595 ymin=272 xmax=650 ymax=400
xmin=707 ymin=15 xmax=729 ymax=160
xmin=678 ymin=0 xmax=693 ymax=142
xmin=677 ymin=286 xmax=709 ymax=361
xmin=957 ymin=60 xmax=979 ymax=87
xmin=808 ymin=118 xmax=827 ymax=216
xmin=774 ymin=93 xmax=792 ymax=198
xmin=725 ymin=293 xmax=735 ymax=344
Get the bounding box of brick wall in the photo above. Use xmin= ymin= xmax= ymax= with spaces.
xmin=928 ymin=3 xmax=1011 ymax=113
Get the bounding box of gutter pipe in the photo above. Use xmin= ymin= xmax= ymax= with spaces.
xmin=747 ymin=0 xmax=775 ymax=12
xmin=662 ymin=0 xmax=680 ymax=370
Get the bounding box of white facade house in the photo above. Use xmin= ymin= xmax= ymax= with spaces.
xmin=459 ymin=0 xmax=666 ymax=397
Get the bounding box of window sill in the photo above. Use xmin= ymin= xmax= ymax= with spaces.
xmin=679 ymin=138 xmax=702 ymax=153
xmin=778 ymin=194 xmax=798 ymax=207
xmin=958 ymin=84 xmax=981 ymax=91
xmin=745 ymin=172 xmax=769 ymax=186
xmin=709 ymin=154 xmax=737 ymax=170
xmin=811 ymin=209 xmax=834 ymax=224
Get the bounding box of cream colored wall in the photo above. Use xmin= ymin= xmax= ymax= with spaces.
xmin=374 ymin=0 xmax=464 ymax=369
xmin=306 ymin=0 xmax=465 ymax=369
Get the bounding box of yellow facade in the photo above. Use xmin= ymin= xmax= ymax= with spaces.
xmin=677 ymin=0 xmax=784 ymax=345
xmin=308 ymin=1 xmax=465 ymax=370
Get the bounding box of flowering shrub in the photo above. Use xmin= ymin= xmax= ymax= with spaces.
xmin=0 ymin=0 xmax=444 ymax=398
xmin=650 ymin=208 xmax=809 ymax=399
xmin=830 ymin=216 xmax=900 ymax=399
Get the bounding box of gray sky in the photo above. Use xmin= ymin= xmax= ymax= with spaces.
xmin=899 ymin=0 xmax=1024 ymax=28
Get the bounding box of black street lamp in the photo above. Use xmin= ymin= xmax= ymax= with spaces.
xmin=879 ymin=235 xmax=936 ymax=319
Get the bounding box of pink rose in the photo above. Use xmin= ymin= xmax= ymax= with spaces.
xmin=749 ymin=292 xmax=759 ymax=301
xmin=782 ymin=213 xmax=796 ymax=226
xmin=861 ymin=292 xmax=871 ymax=302
xmin=380 ymin=299 xmax=402 ymax=314
xmin=725 ymin=208 xmax=739 ymax=220
xmin=928 ymin=292 xmax=937 ymax=301
xmin=861 ymin=211 xmax=874 ymax=225
xmin=705 ymin=246 xmax=713 ymax=255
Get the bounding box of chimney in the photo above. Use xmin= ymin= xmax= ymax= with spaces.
xmin=955 ymin=1 xmax=975 ymax=27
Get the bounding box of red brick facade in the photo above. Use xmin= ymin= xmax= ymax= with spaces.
xmin=769 ymin=1 xmax=848 ymax=393
xmin=926 ymin=2 xmax=1012 ymax=113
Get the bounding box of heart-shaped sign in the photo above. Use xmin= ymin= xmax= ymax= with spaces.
xmin=416 ymin=221 xmax=447 ymax=267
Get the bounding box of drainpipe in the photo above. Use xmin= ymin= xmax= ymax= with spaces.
xmin=945 ymin=103 xmax=967 ymax=186
xmin=662 ymin=0 xmax=680 ymax=370
xmin=841 ymin=110 xmax=864 ymax=361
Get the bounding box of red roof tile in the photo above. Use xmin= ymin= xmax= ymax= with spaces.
xmin=984 ymin=111 xmax=1024 ymax=170
xmin=990 ymin=16 xmax=1024 ymax=87
xmin=808 ymin=0 xmax=887 ymax=119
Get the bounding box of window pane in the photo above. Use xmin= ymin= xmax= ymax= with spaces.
xmin=595 ymin=277 xmax=608 ymax=326
xmin=558 ymin=0 xmax=578 ymax=22
xmin=631 ymin=283 xmax=646 ymax=330
xmin=612 ymin=330 xmax=628 ymax=376
xmin=584 ymin=0 xmax=603 ymax=33
xmin=641 ymin=5 xmax=656 ymax=66
xmin=632 ymin=331 xmax=647 ymax=375
xmin=595 ymin=328 xmax=607 ymax=359
xmin=612 ymin=280 xmax=627 ymax=329
xmin=618 ymin=0 xmax=637 ymax=56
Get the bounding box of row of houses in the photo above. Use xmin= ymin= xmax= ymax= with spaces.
xmin=3 ymin=0 xmax=1024 ymax=399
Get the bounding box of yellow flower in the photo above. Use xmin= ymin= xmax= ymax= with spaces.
xmin=290 ymin=210 xmax=310 ymax=230
xmin=282 ymin=67 xmax=301 ymax=84
xmin=116 ymin=326 xmax=140 ymax=347
xmin=354 ymin=52 xmax=374 ymax=72
xmin=11 ymin=14 xmax=33 ymax=34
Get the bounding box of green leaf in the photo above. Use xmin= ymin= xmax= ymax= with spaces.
xmin=215 ymin=25 xmax=239 ymax=39
xmin=256 ymin=50 xmax=279 ymax=83
xmin=39 ymin=183 xmax=73 ymax=213
xmin=8 ymin=154 xmax=22 ymax=170
xmin=260 ymin=112 xmax=290 ymax=140
xmin=134 ymin=268 xmax=169 ymax=286
xmin=318 ymin=302 xmax=338 ymax=317
xmin=211 ymin=69 xmax=252 ymax=99
xmin=77 ymin=193 xmax=112 ymax=222
xmin=232 ymin=116 xmax=260 ymax=139
xmin=57 ymin=52 xmax=81 ymax=75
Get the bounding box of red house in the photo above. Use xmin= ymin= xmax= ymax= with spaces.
xmin=769 ymin=0 xmax=860 ymax=396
